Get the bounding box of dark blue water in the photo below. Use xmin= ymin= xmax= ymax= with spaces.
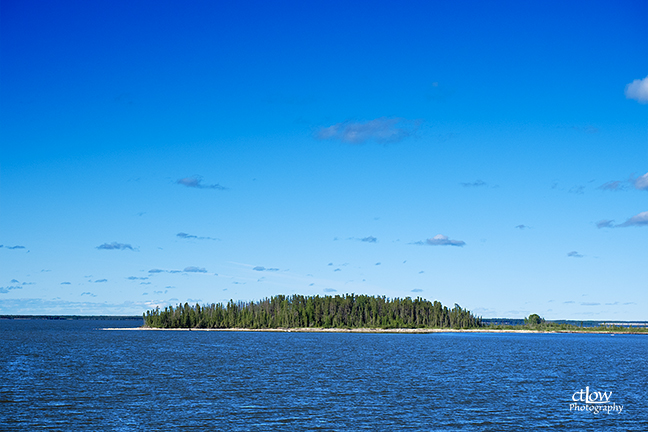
xmin=1 ymin=320 xmax=646 ymax=431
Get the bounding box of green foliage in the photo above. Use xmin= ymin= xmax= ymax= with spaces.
xmin=486 ymin=321 xmax=648 ymax=333
xmin=143 ymin=294 xmax=483 ymax=330
xmin=524 ymin=313 xmax=544 ymax=326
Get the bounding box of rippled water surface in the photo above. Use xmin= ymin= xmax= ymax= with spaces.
xmin=1 ymin=320 xmax=647 ymax=431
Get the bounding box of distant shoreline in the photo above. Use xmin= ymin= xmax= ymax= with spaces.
xmin=102 ymin=327 xmax=648 ymax=335
xmin=0 ymin=315 xmax=142 ymax=320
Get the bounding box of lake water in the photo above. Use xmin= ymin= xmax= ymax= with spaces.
xmin=1 ymin=319 xmax=647 ymax=431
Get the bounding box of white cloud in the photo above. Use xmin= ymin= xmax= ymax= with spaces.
xmin=596 ymin=220 xmax=614 ymax=229
xmin=634 ymin=173 xmax=648 ymax=191
xmin=177 ymin=176 xmax=226 ymax=190
xmin=616 ymin=211 xmax=648 ymax=228
xmin=253 ymin=266 xmax=279 ymax=272
xmin=184 ymin=266 xmax=208 ymax=273
xmin=413 ymin=234 xmax=466 ymax=247
xmin=97 ymin=242 xmax=135 ymax=251
xmin=625 ymin=76 xmax=648 ymax=103
xmin=177 ymin=232 xmax=219 ymax=241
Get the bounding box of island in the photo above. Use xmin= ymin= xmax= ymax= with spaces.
xmin=144 ymin=294 xmax=481 ymax=329
xmin=142 ymin=294 xmax=647 ymax=334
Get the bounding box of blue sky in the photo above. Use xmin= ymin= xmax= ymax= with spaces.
xmin=1 ymin=0 xmax=646 ymax=319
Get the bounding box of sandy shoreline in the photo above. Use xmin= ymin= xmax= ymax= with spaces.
xmin=102 ymin=327 xmax=648 ymax=335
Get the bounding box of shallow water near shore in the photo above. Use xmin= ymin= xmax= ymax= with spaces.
xmin=1 ymin=319 xmax=647 ymax=431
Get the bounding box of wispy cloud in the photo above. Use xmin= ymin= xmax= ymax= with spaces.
xmin=149 ymin=266 xmax=209 ymax=274
xmin=595 ymin=173 xmax=648 ymax=192
xmin=341 ymin=236 xmax=378 ymax=243
xmin=581 ymin=302 xmax=601 ymax=306
xmin=0 ymin=245 xmax=26 ymax=250
xmin=597 ymin=181 xmax=627 ymax=191
xmin=633 ymin=173 xmax=648 ymax=191
xmin=94 ymin=279 xmax=108 ymax=283
xmin=0 ymin=285 xmax=22 ymax=294
xmin=61 ymin=281 xmax=71 ymax=285
xmin=411 ymin=289 xmax=423 ymax=293
xmin=596 ymin=220 xmax=614 ymax=229
xmin=412 ymin=234 xmax=466 ymax=247
xmin=127 ymin=276 xmax=148 ymax=280
xmin=176 ymin=176 xmax=226 ymax=190
xmin=460 ymin=180 xmax=487 ymax=188
xmin=598 ymin=212 xmax=648 ymax=228
xmin=567 ymin=251 xmax=583 ymax=258
xmin=96 ymin=242 xmax=135 ymax=251
xmin=316 ymin=117 xmax=418 ymax=144
xmin=324 ymin=288 xmax=337 ymax=293
xmin=616 ymin=211 xmax=648 ymax=228
xmin=568 ymin=185 xmax=585 ymax=195
xmin=176 ymin=232 xmax=219 ymax=241
xmin=564 ymin=125 xmax=599 ymax=134
xmin=253 ymin=266 xmax=279 ymax=272
xmin=80 ymin=292 xmax=97 ymax=297
xmin=625 ymin=75 xmax=648 ymax=103
xmin=515 ymin=225 xmax=529 ymax=230
xmin=183 ymin=266 xmax=207 ymax=273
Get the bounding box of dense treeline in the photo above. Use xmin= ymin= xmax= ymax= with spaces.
xmin=143 ymin=294 xmax=483 ymax=329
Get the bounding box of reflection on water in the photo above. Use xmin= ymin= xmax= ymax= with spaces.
xmin=1 ymin=320 xmax=646 ymax=431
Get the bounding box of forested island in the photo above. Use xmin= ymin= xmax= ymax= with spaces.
xmin=143 ymin=294 xmax=482 ymax=329
xmin=141 ymin=294 xmax=648 ymax=333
